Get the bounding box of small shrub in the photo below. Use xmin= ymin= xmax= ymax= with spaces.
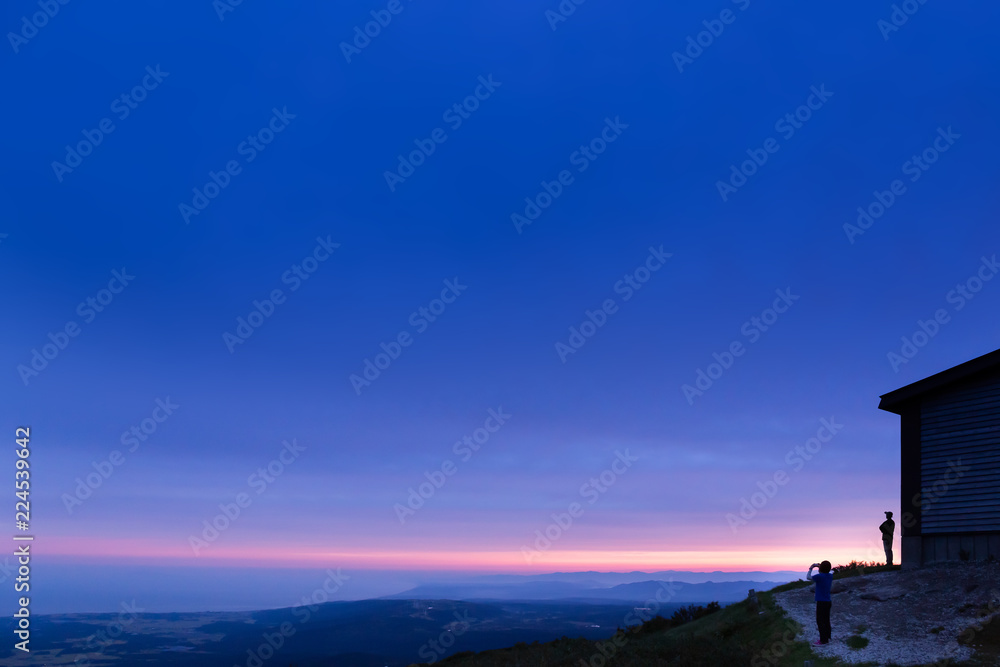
xmin=640 ymin=614 xmax=671 ymax=634
xmin=631 ymin=602 xmax=724 ymax=638
xmin=830 ymin=560 xmax=894 ymax=578
xmin=846 ymin=635 xmax=870 ymax=649
xmin=672 ymin=605 xmax=697 ymax=624
xmin=441 ymin=651 xmax=475 ymax=662
xmin=670 ymin=602 xmax=722 ymax=626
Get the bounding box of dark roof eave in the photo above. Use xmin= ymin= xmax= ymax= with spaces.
xmin=878 ymin=348 xmax=1000 ymax=415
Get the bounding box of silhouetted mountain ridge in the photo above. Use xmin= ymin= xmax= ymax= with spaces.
xmin=464 ymin=569 xmax=799 ymax=585
xmin=381 ymin=579 xmax=785 ymax=603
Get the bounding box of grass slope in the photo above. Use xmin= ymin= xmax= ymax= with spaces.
xmin=410 ymin=562 xmax=1000 ymax=667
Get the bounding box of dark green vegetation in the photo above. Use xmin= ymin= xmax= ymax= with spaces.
xmin=415 ymin=585 xmax=840 ymax=667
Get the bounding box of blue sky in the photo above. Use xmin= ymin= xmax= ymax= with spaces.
xmin=2 ymin=0 xmax=1000 ymax=613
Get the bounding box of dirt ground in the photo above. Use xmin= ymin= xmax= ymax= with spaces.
xmin=773 ymin=561 xmax=1000 ymax=665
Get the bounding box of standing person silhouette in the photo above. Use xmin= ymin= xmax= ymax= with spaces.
xmin=807 ymin=561 xmax=833 ymax=645
xmin=880 ymin=511 xmax=895 ymax=566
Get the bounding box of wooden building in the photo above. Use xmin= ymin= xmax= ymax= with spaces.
xmin=879 ymin=349 xmax=1000 ymax=567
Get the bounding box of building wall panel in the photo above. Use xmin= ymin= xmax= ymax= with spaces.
xmin=920 ymin=373 xmax=1000 ymax=533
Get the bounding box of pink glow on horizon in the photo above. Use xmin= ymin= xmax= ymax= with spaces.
xmin=43 ymin=535 xmax=883 ymax=572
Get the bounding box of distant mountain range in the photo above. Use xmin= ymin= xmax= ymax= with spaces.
xmin=381 ymin=579 xmax=785 ymax=604
xmin=461 ymin=569 xmax=802 ymax=585
xmin=380 ymin=570 xmax=800 ymax=604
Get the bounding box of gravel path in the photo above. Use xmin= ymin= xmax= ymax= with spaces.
xmin=772 ymin=562 xmax=1000 ymax=666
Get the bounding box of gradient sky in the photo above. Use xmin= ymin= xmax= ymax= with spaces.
xmin=3 ymin=0 xmax=1000 ymax=613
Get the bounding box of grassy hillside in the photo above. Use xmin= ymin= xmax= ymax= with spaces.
xmin=411 ymin=562 xmax=999 ymax=667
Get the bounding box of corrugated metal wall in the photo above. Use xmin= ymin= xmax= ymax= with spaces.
xmin=921 ymin=534 xmax=1000 ymax=562
xmin=920 ymin=373 xmax=1000 ymax=534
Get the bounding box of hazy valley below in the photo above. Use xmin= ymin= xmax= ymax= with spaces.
xmin=2 ymin=570 xmax=797 ymax=666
